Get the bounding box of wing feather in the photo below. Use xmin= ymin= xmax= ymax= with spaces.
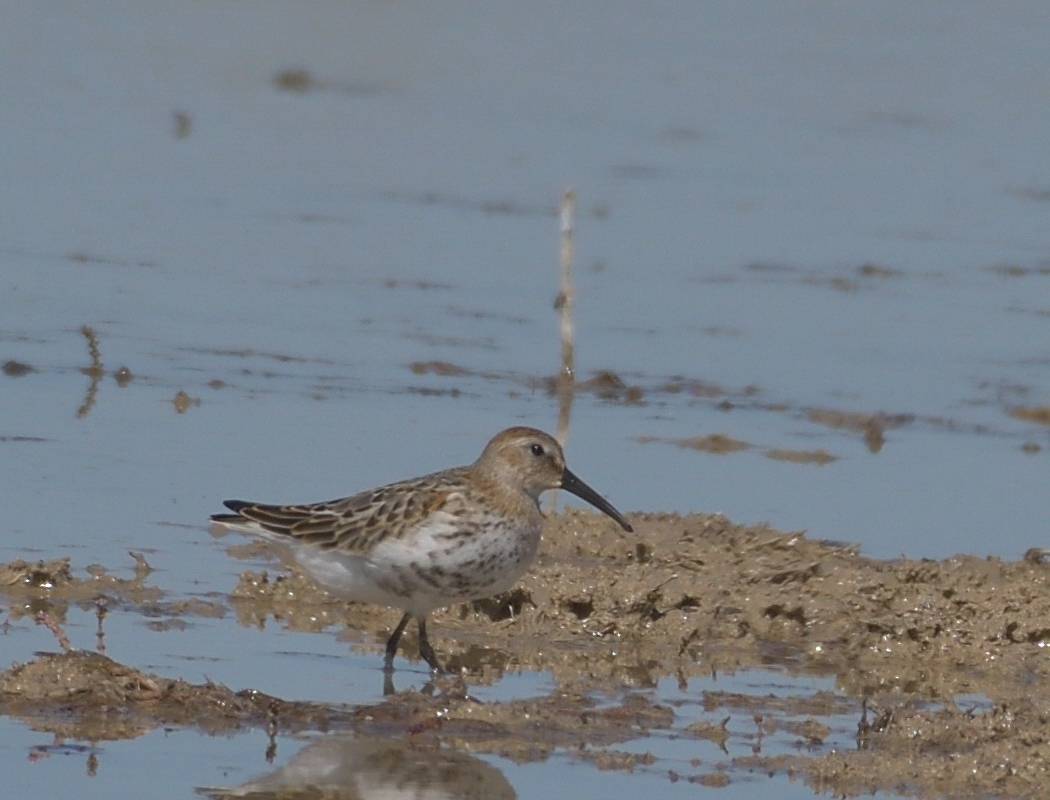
xmin=211 ymin=467 xmax=470 ymax=554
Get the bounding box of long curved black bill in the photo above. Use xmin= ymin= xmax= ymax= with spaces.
xmin=560 ymin=467 xmax=633 ymax=532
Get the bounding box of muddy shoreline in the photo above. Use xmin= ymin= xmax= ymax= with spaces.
xmin=4 ymin=512 xmax=1050 ymax=797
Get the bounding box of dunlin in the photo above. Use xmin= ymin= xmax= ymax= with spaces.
xmin=211 ymin=427 xmax=632 ymax=672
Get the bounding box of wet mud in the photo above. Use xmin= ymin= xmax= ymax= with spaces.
xmin=5 ymin=512 xmax=1050 ymax=797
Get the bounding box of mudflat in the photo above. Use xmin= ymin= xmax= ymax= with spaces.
xmin=4 ymin=510 xmax=1050 ymax=798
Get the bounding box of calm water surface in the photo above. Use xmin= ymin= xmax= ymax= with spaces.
xmin=2 ymin=1 xmax=1048 ymax=797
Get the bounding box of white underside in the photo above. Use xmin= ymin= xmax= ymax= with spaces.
xmin=216 ymin=509 xmax=539 ymax=618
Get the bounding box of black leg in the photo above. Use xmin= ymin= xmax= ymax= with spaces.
xmin=384 ymin=612 xmax=412 ymax=671
xmin=416 ymin=616 xmax=444 ymax=673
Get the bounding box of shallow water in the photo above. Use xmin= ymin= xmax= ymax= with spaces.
xmin=3 ymin=1 xmax=1050 ymax=797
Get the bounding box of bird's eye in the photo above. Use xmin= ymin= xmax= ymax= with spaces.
xmin=530 ymin=443 xmax=545 ymax=457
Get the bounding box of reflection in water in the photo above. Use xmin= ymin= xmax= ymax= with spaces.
xmin=555 ymin=188 xmax=577 ymax=449
xmin=552 ymin=189 xmax=576 ymax=516
xmin=76 ymin=325 xmax=104 ymax=419
xmin=199 ymin=735 xmax=516 ymax=799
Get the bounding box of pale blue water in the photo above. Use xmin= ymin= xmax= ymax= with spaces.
xmin=2 ymin=1 xmax=1049 ymax=796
